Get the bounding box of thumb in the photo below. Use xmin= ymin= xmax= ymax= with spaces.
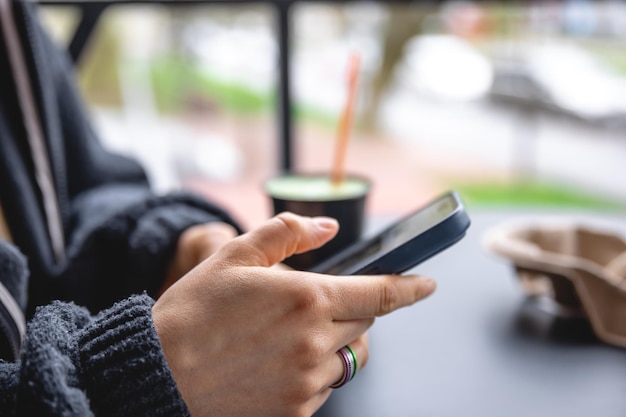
xmin=221 ymin=212 xmax=339 ymax=267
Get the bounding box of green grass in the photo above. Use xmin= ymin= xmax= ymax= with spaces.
xmin=149 ymin=57 xmax=352 ymax=127
xmin=293 ymin=104 xmax=338 ymax=128
xmin=150 ymin=56 xmax=347 ymax=127
xmin=453 ymin=180 xmax=626 ymax=211
xmin=579 ymin=40 xmax=626 ymax=76
xmin=150 ymin=57 xmax=273 ymax=114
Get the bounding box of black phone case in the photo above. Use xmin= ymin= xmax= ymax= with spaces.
xmin=309 ymin=191 xmax=471 ymax=275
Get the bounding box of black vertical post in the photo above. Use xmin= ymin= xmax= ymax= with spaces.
xmin=68 ymin=3 xmax=108 ymax=64
xmin=275 ymin=0 xmax=293 ymax=172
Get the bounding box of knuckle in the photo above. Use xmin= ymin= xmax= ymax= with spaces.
xmin=295 ymin=334 xmax=329 ymax=369
xmin=291 ymin=281 xmax=332 ymax=316
xmin=275 ymin=212 xmax=303 ymax=236
xmin=283 ymin=375 xmax=320 ymax=407
xmin=273 ymin=213 xmax=305 ymax=256
xmin=377 ymin=282 xmax=399 ymax=315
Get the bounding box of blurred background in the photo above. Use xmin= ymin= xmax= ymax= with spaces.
xmin=38 ymin=0 xmax=626 ymax=230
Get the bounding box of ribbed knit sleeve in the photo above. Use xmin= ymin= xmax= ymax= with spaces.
xmin=3 ymin=293 xmax=189 ymax=417
xmin=79 ymin=294 xmax=190 ymax=417
xmin=29 ymin=184 xmax=244 ymax=314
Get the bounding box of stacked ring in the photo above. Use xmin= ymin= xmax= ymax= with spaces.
xmin=330 ymin=345 xmax=358 ymax=389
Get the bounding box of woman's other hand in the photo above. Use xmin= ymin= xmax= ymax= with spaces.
xmin=159 ymin=222 xmax=239 ymax=296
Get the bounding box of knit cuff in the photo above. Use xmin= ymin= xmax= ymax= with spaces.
xmin=78 ymin=294 xmax=190 ymax=417
xmin=129 ymin=202 xmax=234 ymax=296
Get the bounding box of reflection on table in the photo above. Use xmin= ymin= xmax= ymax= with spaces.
xmin=315 ymin=209 xmax=626 ymax=417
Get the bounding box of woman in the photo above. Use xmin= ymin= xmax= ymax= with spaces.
xmin=0 ymin=2 xmax=436 ymax=416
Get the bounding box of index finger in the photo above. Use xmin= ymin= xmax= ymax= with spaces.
xmin=326 ymin=274 xmax=436 ymax=320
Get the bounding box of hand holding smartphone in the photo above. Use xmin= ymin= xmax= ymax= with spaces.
xmin=308 ymin=190 xmax=470 ymax=275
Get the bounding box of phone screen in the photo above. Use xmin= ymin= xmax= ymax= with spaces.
xmin=315 ymin=193 xmax=460 ymax=274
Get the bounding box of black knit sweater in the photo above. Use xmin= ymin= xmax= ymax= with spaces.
xmin=1 ymin=292 xmax=189 ymax=417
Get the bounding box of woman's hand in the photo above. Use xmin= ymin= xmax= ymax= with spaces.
xmin=152 ymin=212 xmax=436 ymax=417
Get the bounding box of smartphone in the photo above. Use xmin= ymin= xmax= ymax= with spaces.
xmin=308 ymin=190 xmax=470 ymax=275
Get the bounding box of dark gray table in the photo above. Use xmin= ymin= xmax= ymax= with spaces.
xmin=316 ymin=209 xmax=626 ymax=417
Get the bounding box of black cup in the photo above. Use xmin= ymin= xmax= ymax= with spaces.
xmin=265 ymin=173 xmax=370 ymax=270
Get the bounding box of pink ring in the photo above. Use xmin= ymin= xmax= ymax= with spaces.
xmin=330 ymin=345 xmax=357 ymax=388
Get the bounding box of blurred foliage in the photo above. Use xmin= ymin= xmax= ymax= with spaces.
xmin=583 ymin=41 xmax=626 ymax=76
xmin=149 ymin=56 xmax=272 ymax=114
xmin=454 ymin=180 xmax=626 ymax=210
xmin=293 ymin=104 xmax=337 ymax=128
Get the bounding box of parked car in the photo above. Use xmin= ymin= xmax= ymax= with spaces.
xmin=489 ymin=43 xmax=626 ymax=129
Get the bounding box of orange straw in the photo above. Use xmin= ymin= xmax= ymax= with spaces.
xmin=331 ymin=52 xmax=361 ymax=185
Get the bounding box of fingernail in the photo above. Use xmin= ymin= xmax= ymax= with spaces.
xmin=313 ymin=216 xmax=339 ymax=230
